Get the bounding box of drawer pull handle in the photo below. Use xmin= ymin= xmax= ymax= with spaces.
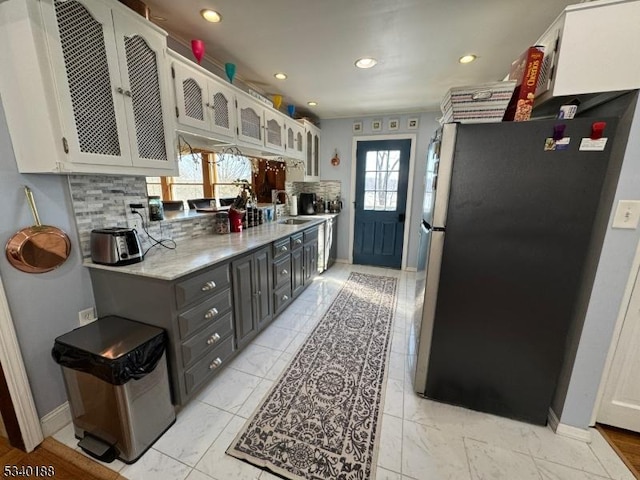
xmin=281 ymin=246 xmax=288 ymax=252
xmin=282 ymin=295 xmax=289 ymax=301
xmin=205 ymin=307 xmax=219 ymax=319
xmin=295 ymin=239 xmax=302 ymax=244
xmin=281 ymin=269 xmax=288 ymax=275
xmin=207 ymin=333 xmax=221 ymax=345
xmin=201 ymin=281 xmax=216 ymax=291
xmin=209 ymin=357 xmax=222 ymax=370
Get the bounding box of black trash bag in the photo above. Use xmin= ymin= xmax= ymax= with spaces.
xmin=51 ymin=330 xmax=166 ymax=386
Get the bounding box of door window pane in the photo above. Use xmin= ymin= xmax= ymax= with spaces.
xmin=362 ymin=149 xmax=401 ymax=211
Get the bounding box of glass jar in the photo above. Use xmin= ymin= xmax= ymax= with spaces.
xmin=148 ymin=196 xmax=164 ymax=221
xmin=214 ymin=212 xmax=230 ymax=234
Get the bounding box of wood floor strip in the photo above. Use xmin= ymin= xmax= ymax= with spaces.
xmin=596 ymin=423 xmax=640 ymax=479
xmin=0 ymin=436 xmax=127 ymax=480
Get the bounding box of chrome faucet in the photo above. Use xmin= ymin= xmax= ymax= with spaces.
xmin=271 ymin=189 xmax=289 ymax=221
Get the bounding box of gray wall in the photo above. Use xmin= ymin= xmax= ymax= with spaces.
xmin=318 ymin=113 xmax=441 ymax=268
xmin=553 ymin=93 xmax=640 ymax=428
xmin=0 ymin=99 xmax=95 ymax=417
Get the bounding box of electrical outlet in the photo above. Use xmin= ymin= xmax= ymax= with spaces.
xmin=127 ymin=213 xmax=143 ymax=231
xmin=123 ymin=199 xmax=145 ymax=231
xmin=78 ymin=307 xmax=96 ymax=326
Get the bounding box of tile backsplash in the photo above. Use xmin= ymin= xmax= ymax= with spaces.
xmin=68 ymin=175 xmax=216 ymax=258
xmin=68 ymin=175 xmax=341 ymax=258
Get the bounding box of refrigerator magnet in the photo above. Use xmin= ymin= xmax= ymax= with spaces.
xmin=579 ymin=138 xmax=608 ymax=151
xmin=544 ymin=137 xmax=570 ymax=151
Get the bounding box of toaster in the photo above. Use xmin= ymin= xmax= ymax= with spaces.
xmin=90 ymin=228 xmax=143 ymax=266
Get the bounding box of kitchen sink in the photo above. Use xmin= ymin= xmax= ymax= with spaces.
xmin=279 ymin=218 xmax=312 ymax=225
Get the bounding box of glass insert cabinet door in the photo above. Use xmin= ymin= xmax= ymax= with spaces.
xmin=354 ymin=139 xmax=411 ymax=268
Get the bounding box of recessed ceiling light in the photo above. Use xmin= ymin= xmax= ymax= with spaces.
xmin=307 ymin=101 xmax=318 ymax=107
xmin=459 ymin=54 xmax=477 ymax=64
xmin=355 ymin=57 xmax=377 ymax=69
xmin=200 ymin=9 xmax=222 ymax=23
xmin=274 ymin=72 xmax=287 ymax=80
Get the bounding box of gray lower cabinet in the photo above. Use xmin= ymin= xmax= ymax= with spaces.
xmin=89 ymin=261 xmax=235 ymax=406
xmin=232 ymin=245 xmax=272 ymax=349
xmin=88 ymin=223 xmax=323 ymax=408
xmin=303 ymin=227 xmax=319 ymax=285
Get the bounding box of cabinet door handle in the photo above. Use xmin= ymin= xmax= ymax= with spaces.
xmin=116 ymin=87 xmax=124 ymax=94
xmin=201 ymin=280 xmax=216 ymax=291
xmin=281 ymin=246 xmax=288 ymax=252
xmin=281 ymin=269 xmax=288 ymax=275
xmin=205 ymin=102 xmax=211 ymax=107
xmin=204 ymin=307 xmax=219 ymax=319
xmin=124 ymin=90 xmax=132 ymax=97
xmin=295 ymin=239 xmax=302 ymax=244
xmin=207 ymin=333 xmax=221 ymax=345
xmin=282 ymin=295 xmax=289 ymax=301
xmin=209 ymin=357 xmax=222 ymax=370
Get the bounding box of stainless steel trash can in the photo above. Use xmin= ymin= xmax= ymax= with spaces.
xmin=52 ymin=316 xmax=175 ymax=463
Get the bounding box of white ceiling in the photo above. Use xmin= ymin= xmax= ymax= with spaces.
xmin=144 ymin=0 xmax=577 ymax=120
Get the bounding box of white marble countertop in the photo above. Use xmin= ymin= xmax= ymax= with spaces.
xmin=84 ymin=214 xmax=338 ymax=281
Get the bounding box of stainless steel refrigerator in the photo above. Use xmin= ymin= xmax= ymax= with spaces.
xmin=411 ymin=117 xmax=622 ymax=425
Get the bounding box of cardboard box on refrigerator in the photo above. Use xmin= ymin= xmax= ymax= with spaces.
xmin=503 ymin=46 xmax=545 ymax=122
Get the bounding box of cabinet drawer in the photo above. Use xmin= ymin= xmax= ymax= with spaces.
xmin=184 ymin=335 xmax=235 ymax=395
xmin=177 ymin=288 xmax=232 ymax=338
xmin=290 ymin=233 xmax=304 ymax=250
xmin=176 ymin=263 xmax=230 ymax=309
xmin=273 ymin=283 xmax=292 ymax=316
xmin=273 ymin=238 xmax=290 ymax=259
xmin=272 ymin=255 xmax=291 ymax=290
xmin=181 ymin=311 xmax=234 ymax=367
xmin=304 ymin=227 xmax=318 ymax=243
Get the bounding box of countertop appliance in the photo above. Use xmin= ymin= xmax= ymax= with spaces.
xmin=411 ymin=117 xmax=626 ymax=425
xmin=90 ymin=228 xmax=143 ymax=266
xmin=299 ymin=193 xmax=316 ymax=215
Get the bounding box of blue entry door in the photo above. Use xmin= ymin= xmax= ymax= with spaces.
xmin=353 ymin=139 xmax=411 ymax=268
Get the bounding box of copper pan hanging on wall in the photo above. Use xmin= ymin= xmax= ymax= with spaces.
xmin=5 ymin=186 xmax=71 ymax=273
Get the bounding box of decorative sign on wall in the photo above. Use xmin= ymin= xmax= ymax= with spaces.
xmin=388 ymin=119 xmax=399 ymax=131
xmin=408 ymin=118 xmax=419 ymax=130
xmin=353 ymin=121 xmax=363 ymax=133
xmin=371 ymin=119 xmax=382 ymax=132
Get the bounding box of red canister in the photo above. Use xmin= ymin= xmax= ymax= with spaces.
xmin=228 ymin=208 xmax=244 ymax=232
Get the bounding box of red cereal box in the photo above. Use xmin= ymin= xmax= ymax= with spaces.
xmin=503 ymin=46 xmax=545 ymax=122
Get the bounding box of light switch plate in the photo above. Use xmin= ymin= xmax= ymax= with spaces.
xmin=612 ymin=200 xmax=640 ymax=229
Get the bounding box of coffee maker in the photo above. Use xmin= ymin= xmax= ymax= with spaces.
xmin=299 ymin=193 xmax=316 ymax=215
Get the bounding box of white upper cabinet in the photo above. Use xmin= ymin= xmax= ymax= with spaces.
xmin=303 ymin=119 xmax=320 ymax=181
xmin=0 ymin=0 xmax=177 ymax=175
xmin=263 ymin=109 xmax=285 ymax=154
xmin=171 ymin=53 xmax=236 ymax=146
xmin=235 ymin=94 xmax=264 ymax=148
xmin=286 ymin=119 xmax=321 ymax=182
xmin=285 ymin=120 xmax=305 ymax=162
xmin=535 ymin=0 xmax=640 ymax=102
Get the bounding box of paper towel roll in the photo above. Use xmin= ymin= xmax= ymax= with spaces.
xmin=290 ymin=195 xmax=298 ymax=216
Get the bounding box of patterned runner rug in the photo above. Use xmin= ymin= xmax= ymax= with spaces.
xmin=227 ymin=272 xmax=398 ymax=480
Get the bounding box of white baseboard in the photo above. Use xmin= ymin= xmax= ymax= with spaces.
xmin=335 ymin=258 xmax=350 ymax=264
xmin=548 ymin=408 xmax=592 ymax=443
xmin=404 ymin=266 xmax=417 ymax=272
xmin=40 ymin=402 xmax=71 ymax=437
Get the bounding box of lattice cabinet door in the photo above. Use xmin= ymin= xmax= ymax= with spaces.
xmin=172 ymin=61 xmax=209 ymax=132
xmin=236 ymin=95 xmax=264 ymax=147
xmin=206 ymin=77 xmax=236 ymax=142
xmin=46 ymin=0 xmax=131 ymax=166
xmin=113 ymin=10 xmax=175 ymax=170
xmin=264 ymin=110 xmax=285 ymax=154
xmin=285 ymin=120 xmax=305 ymax=161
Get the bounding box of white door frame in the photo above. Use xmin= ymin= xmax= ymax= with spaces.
xmin=0 ymin=273 xmax=44 ymax=451
xmin=592 ymin=236 xmax=640 ymax=425
xmin=349 ymin=134 xmax=417 ymax=270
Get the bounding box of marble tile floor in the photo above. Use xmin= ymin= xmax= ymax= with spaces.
xmin=52 ymin=264 xmax=635 ymax=480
